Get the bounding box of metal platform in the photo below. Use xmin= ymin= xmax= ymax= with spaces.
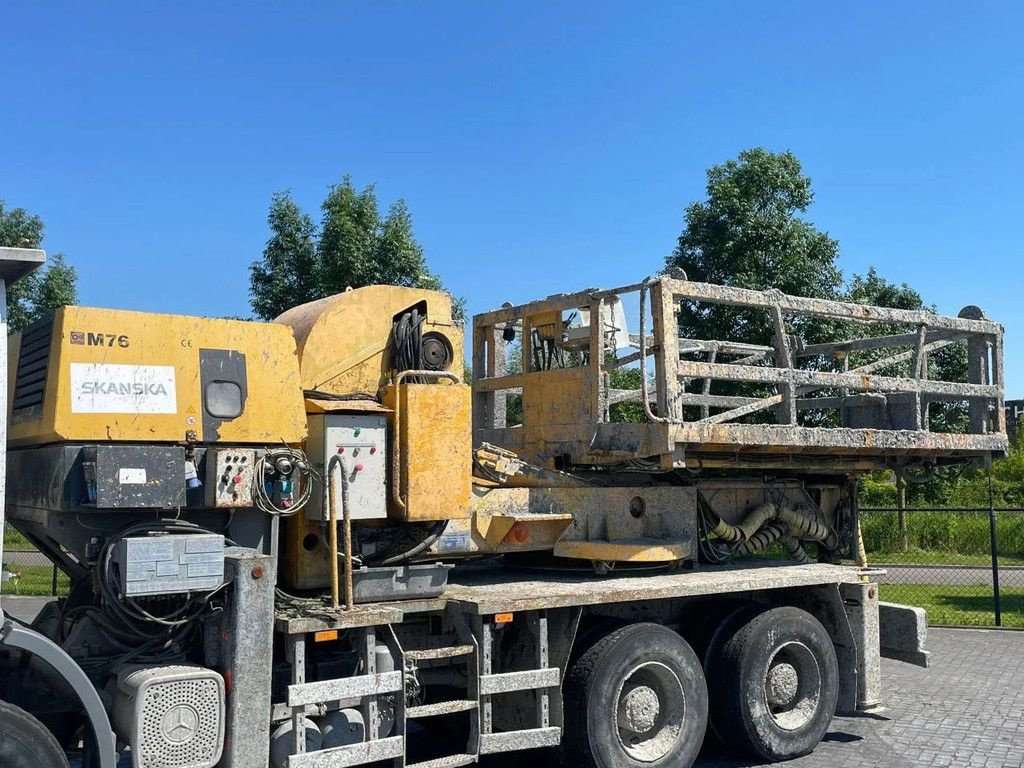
xmin=472 ymin=276 xmax=1008 ymax=471
xmin=276 ymin=561 xmax=880 ymax=632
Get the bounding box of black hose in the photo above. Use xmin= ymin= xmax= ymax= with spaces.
xmin=391 ymin=308 xmax=425 ymax=378
xmin=379 ymin=520 xmax=447 ymax=566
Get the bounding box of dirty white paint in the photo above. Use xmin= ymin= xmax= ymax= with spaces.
xmin=118 ymin=468 xmax=147 ymax=484
xmin=70 ymin=363 xmax=177 ymax=414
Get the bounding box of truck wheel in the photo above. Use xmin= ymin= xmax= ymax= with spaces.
xmin=563 ymin=622 xmax=708 ymax=768
xmin=0 ymin=700 xmax=70 ymax=768
xmin=707 ymin=606 xmax=838 ymax=762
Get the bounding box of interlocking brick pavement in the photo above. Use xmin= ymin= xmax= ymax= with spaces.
xmin=695 ymin=627 xmax=1024 ymax=767
xmin=482 ymin=627 xmax=1024 ymax=768
xmin=9 ymin=593 xmax=1020 ymax=767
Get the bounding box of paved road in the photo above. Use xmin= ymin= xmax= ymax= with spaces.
xmin=879 ymin=564 xmax=1024 ymax=588
xmin=6 ymin=598 xmax=1024 ymax=767
xmin=2 ymin=550 xmax=54 ymax=568
xmin=1 ymin=595 xmax=53 ymax=622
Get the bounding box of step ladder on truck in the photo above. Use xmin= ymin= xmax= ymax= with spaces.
xmin=0 ymin=247 xmax=1005 ymax=768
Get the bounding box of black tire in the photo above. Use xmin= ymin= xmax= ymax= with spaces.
xmin=0 ymin=700 xmax=70 ymax=768
xmin=706 ymin=606 xmax=838 ymax=762
xmin=700 ymin=603 xmax=766 ymax=746
xmin=563 ymin=622 xmax=708 ymax=768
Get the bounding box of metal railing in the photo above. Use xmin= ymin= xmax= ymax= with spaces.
xmin=471 ymin=275 xmax=1006 ymax=472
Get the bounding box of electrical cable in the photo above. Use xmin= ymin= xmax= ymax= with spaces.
xmin=303 ymin=389 xmax=378 ymax=402
xmin=253 ymin=447 xmax=315 ymax=516
xmin=392 ymin=308 xmax=425 ymax=380
xmin=94 ymin=519 xmax=231 ymax=643
xmin=379 ymin=520 xmax=447 ymax=566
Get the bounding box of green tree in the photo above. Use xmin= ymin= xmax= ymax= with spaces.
xmin=667 ymin=148 xmax=842 ymax=346
xmin=0 ymin=200 xmax=78 ymax=332
xmin=249 ymin=177 xmax=458 ymax=321
xmin=249 ymin=192 xmax=319 ymax=321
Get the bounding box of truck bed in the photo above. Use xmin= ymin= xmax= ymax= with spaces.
xmin=275 ymin=561 xmax=880 ymax=632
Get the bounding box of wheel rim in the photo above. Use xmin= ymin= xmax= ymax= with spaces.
xmin=614 ymin=661 xmax=686 ymax=762
xmin=763 ymin=641 xmax=822 ymax=731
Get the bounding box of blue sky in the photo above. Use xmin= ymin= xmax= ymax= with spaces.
xmin=3 ymin=2 xmax=1023 ymax=393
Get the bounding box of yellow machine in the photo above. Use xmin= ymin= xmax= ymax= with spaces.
xmin=275 ymin=286 xmax=475 ymax=587
xmin=5 ymin=283 xmax=693 ymax=596
xmin=8 ymin=306 xmax=307 ymax=446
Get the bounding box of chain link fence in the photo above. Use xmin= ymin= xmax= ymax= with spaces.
xmin=6 ymin=510 xmax=1023 ymax=628
xmin=2 ymin=525 xmax=69 ymax=597
xmin=861 ymin=507 xmax=1024 ymax=628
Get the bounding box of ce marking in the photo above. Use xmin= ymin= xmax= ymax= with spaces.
xmin=180 ymin=339 xmax=193 ymax=348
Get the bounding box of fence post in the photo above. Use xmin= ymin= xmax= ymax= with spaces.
xmin=988 ymin=471 xmax=1002 ymax=627
xmin=896 ymin=469 xmax=908 ymax=551
xmin=51 ymin=564 xmax=58 ymax=597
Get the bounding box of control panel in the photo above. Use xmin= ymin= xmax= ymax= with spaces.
xmin=204 ymin=448 xmax=257 ymax=508
xmin=306 ymin=414 xmax=387 ymax=520
xmin=113 ymin=533 xmax=225 ymax=596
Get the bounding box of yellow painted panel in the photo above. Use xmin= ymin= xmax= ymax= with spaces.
xmin=8 ymin=306 xmax=306 ymax=445
xmin=384 ymin=382 xmax=472 ymax=521
xmin=553 ymin=540 xmax=690 ymax=562
xmin=522 ymin=366 xmax=595 ymax=428
xmin=277 ymin=285 xmax=462 ymax=398
xmin=281 ymin=515 xmax=332 ymax=590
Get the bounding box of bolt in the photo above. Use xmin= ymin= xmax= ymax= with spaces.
xmin=251 ymin=565 xmax=265 ymax=580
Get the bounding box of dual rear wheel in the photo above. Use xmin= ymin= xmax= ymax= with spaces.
xmin=561 ymin=607 xmax=839 ymax=768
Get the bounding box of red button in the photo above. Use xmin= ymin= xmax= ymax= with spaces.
xmin=369 ymin=446 xmax=377 ymax=454
xmin=338 ymin=446 xmax=345 ymax=453
xmin=232 ymin=475 xmax=243 ymax=484
xmin=354 ymin=464 xmax=364 ymax=472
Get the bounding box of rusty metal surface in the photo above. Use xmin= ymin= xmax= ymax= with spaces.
xmin=471 ymin=274 xmax=1008 ymax=472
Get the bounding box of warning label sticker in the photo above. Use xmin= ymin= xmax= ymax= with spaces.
xmin=70 ymin=363 xmax=177 ymax=414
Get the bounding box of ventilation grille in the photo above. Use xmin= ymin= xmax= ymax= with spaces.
xmin=138 ymin=674 xmax=222 ymax=768
xmin=12 ymin=317 xmax=53 ymax=424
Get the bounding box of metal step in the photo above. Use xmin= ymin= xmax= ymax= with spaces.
xmin=479 ymin=727 xmax=561 ymax=755
xmin=478 ymin=667 xmax=559 ymax=695
xmin=406 ymin=700 xmax=478 ymax=718
xmin=406 ymin=754 xmax=476 ymax=768
xmin=404 ymin=645 xmax=475 ymax=662
xmin=286 ymin=735 xmax=404 ymax=767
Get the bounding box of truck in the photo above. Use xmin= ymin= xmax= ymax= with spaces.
xmin=0 ymin=246 xmax=1007 ymax=768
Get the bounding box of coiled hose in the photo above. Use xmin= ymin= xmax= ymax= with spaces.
xmin=709 ymin=502 xmax=837 ymax=565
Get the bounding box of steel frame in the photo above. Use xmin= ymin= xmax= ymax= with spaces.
xmin=472 ymin=275 xmax=1007 ymax=471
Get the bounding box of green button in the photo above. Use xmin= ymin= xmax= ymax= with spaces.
xmin=353 ymin=428 xmax=361 ymax=437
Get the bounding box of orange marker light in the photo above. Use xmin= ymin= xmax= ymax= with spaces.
xmin=506 ymin=523 xmax=530 ymax=545
xmin=494 ymin=612 xmax=514 ymax=625
xmin=314 ymin=630 xmax=339 ymax=643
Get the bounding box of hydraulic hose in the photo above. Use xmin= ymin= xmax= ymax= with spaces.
xmin=708 ymin=502 xmax=839 ymax=564
xmin=734 ymin=520 xmax=788 ymax=557
xmin=710 ymin=502 xmax=777 ymax=543
xmin=779 ymin=534 xmax=813 ymax=565
xmin=776 ymin=506 xmax=831 ymax=543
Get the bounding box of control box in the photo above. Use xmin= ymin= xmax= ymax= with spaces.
xmin=204 ymin=448 xmax=257 ymax=508
xmin=306 ymin=414 xmax=387 ymax=520
xmin=113 ymin=533 xmax=225 ymax=596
